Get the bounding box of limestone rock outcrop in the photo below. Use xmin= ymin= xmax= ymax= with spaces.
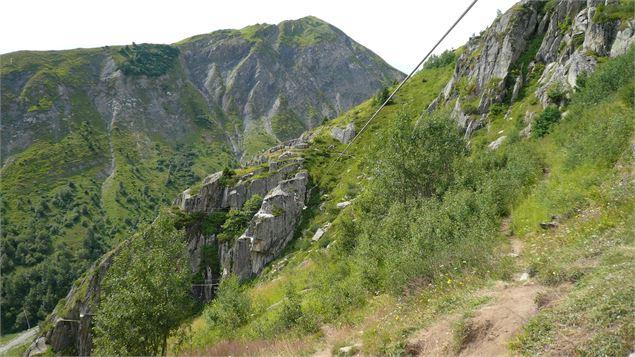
xmin=331 ymin=123 xmax=356 ymax=144
xmin=220 ymin=171 xmax=309 ymax=280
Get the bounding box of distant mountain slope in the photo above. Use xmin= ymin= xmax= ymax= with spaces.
xmin=0 ymin=16 xmax=402 ymax=334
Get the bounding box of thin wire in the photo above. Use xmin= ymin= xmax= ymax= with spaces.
xmin=327 ymin=0 xmax=479 ymax=170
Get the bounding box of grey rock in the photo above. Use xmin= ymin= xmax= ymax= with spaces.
xmin=488 ymin=136 xmax=507 ymax=150
xmin=583 ymin=5 xmax=619 ymax=56
xmin=173 ymin=172 xmax=228 ymax=213
xmin=464 ymin=117 xmax=485 ymax=139
xmin=611 ymin=19 xmax=635 ymax=57
xmin=536 ymin=51 xmax=596 ymax=105
xmin=23 ymin=337 xmax=47 ymax=357
xmin=437 ymin=2 xmax=542 ymax=112
xmin=520 ymin=123 xmax=532 ymax=138
xmin=540 ymin=221 xmax=560 ymax=229
xmin=278 ymin=151 xmax=296 ymax=160
xmin=312 ymin=228 xmax=326 ymax=242
xmin=451 ymin=98 xmax=471 ymax=129
xmin=336 ymin=201 xmax=352 ymax=209
xmin=223 ymin=171 xmax=309 ymax=280
xmin=331 ymin=123 xmax=356 ymax=144
xmin=510 ymin=75 xmax=523 ymax=103
xmin=338 ymin=344 xmax=361 ymax=356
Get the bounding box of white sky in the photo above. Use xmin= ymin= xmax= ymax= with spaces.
xmin=0 ymin=0 xmax=517 ymax=73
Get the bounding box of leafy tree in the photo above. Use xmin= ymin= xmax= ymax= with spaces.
xmin=373 ymin=86 xmax=393 ymax=106
xmin=204 ymin=275 xmax=251 ymax=330
xmin=369 ymin=110 xmax=464 ymax=206
xmin=92 ymin=216 xmax=193 ymax=356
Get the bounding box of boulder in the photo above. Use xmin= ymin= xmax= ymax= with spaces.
xmin=331 ymin=123 xmax=356 ymax=144
xmin=336 ymin=201 xmax=352 ymax=209
xmin=312 ymin=228 xmax=326 ymax=242
xmin=488 ymin=136 xmax=507 ymax=150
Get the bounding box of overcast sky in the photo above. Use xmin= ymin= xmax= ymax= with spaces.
xmin=0 ymin=0 xmax=517 ymax=73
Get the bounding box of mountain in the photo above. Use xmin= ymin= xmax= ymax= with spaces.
xmin=0 ymin=16 xmax=403 ymax=335
xmin=13 ymin=0 xmax=635 ymax=355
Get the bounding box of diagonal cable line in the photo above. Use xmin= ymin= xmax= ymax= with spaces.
xmin=328 ymin=0 xmax=479 ymax=170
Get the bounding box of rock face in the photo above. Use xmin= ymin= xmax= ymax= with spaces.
xmin=440 ymin=2 xmax=542 ymax=110
xmin=434 ymin=0 xmax=634 ymax=131
xmin=533 ymin=0 xmax=634 ymax=104
xmin=610 ymin=19 xmax=635 ymax=56
xmin=24 ymin=248 xmax=119 ymax=356
xmin=221 ymin=171 xmax=309 ymax=280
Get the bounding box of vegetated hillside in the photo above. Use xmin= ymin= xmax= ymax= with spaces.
xmin=172 ymin=49 xmax=634 ymax=356
xmin=19 ymin=0 xmax=635 ymax=356
xmin=0 ymin=16 xmax=402 ymax=334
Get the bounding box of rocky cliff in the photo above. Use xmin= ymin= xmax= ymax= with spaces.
xmin=434 ymin=0 xmax=634 ymax=135
xmin=25 ymin=135 xmax=313 ymax=356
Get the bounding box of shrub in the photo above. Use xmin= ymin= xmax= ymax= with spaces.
xmin=547 ymin=83 xmax=566 ymax=104
xmin=423 ymin=50 xmax=456 ymax=69
xmin=205 ymin=275 xmax=252 ymax=330
xmin=277 ymin=283 xmax=303 ymax=329
xmin=93 ymin=217 xmax=193 ymax=356
xmin=373 ymin=87 xmax=393 ymax=107
xmin=217 ymin=195 xmax=263 ymax=244
xmin=533 ymin=105 xmax=561 ymax=138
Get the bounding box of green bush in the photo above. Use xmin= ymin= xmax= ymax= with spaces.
xmin=93 ymin=216 xmax=194 ymax=356
xmin=547 ymin=83 xmax=566 ymax=104
xmin=533 ymin=105 xmax=561 ymax=138
xmin=592 ymin=0 xmax=635 ymax=24
xmin=217 ymin=195 xmax=263 ymax=244
xmin=373 ymin=87 xmax=393 ymax=107
xmin=204 ymin=275 xmax=252 ymax=330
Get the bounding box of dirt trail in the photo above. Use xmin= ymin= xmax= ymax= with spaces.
xmin=313 ymin=218 xmax=554 ymax=356
xmin=407 ymin=219 xmax=548 ymax=357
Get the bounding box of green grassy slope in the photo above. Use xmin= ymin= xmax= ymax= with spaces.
xmin=168 ymin=48 xmax=634 ymax=355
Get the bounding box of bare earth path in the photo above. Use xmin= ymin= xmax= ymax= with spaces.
xmin=312 ymin=218 xmax=559 ymax=356
xmin=407 ymin=218 xmax=550 ymax=356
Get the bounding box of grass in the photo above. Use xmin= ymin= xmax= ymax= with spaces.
xmin=508 ymin=48 xmax=635 ymax=354
xmin=0 ymin=332 xmax=20 ymax=345
xmin=511 ymin=213 xmax=634 ymax=355
xmin=0 ymin=341 xmax=30 ymax=357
